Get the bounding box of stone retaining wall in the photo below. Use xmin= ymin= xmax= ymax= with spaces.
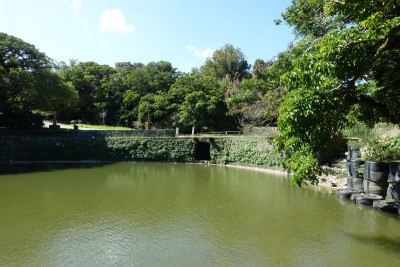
xmin=0 ymin=133 xmax=285 ymax=169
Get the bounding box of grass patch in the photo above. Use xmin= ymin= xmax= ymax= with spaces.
xmin=66 ymin=124 xmax=133 ymax=130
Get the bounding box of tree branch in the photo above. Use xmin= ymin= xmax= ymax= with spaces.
xmin=355 ymin=22 xmax=400 ymax=78
xmin=331 ymin=0 xmax=385 ymax=6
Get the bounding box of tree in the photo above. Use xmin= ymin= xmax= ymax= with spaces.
xmin=33 ymin=70 xmax=78 ymax=121
xmin=137 ymin=93 xmax=175 ymax=128
xmin=226 ymin=41 xmax=308 ymax=127
xmin=170 ymin=74 xmax=235 ymax=132
xmin=1 ymin=33 xmax=49 ymax=111
xmin=201 ymin=44 xmax=251 ymax=82
xmin=226 ymin=78 xmax=284 ymax=127
xmin=115 ymin=61 xmax=144 ymax=71
xmin=135 ymin=74 xmax=235 ymax=132
xmin=275 ymin=0 xmax=400 ymax=186
xmin=59 ymin=61 xmax=116 ymax=123
xmin=115 ymin=61 xmax=180 ymax=127
xmin=0 ymin=32 xmax=77 ymax=129
xmin=120 ymin=89 xmax=141 ymax=126
xmin=275 ymin=0 xmax=343 ymax=38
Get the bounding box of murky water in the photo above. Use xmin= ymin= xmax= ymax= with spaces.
xmin=1 ymin=163 xmax=400 ymax=266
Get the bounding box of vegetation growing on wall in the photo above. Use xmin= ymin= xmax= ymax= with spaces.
xmin=0 ymin=134 xmax=285 ymax=169
xmin=0 ymin=135 xmax=197 ymax=162
xmin=209 ymin=137 xmax=286 ymax=168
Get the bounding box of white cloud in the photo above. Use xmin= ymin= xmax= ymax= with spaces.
xmin=99 ymin=9 xmax=134 ymax=33
xmin=79 ymin=19 xmax=89 ymax=31
xmin=201 ymin=48 xmax=214 ymax=59
xmin=186 ymin=45 xmax=214 ymax=59
xmin=71 ymin=0 xmax=82 ymax=10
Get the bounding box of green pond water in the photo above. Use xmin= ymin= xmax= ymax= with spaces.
xmin=1 ymin=163 xmax=400 ymax=266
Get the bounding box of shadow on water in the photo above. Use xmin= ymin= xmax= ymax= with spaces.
xmin=0 ymin=163 xmax=114 ymax=176
xmin=0 ymin=130 xmax=181 ymax=177
xmin=0 ymin=130 xmax=123 ymax=175
xmin=345 ymin=232 xmax=400 ymax=253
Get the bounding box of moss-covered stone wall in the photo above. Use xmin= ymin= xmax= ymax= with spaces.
xmin=208 ymin=136 xmax=285 ymax=168
xmin=0 ymin=133 xmax=285 ymax=168
xmin=0 ymin=136 xmax=196 ymax=162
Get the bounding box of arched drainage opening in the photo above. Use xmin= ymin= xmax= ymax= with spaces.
xmin=195 ymin=142 xmax=211 ymax=160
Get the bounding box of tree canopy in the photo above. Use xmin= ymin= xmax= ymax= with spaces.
xmin=0 ymin=32 xmax=78 ymax=129
xmin=201 ymin=44 xmax=251 ymax=82
xmin=169 ymin=74 xmax=235 ymax=132
xmin=224 ymin=39 xmax=312 ymax=128
xmin=275 ymin=0 xmax=400 ymax=185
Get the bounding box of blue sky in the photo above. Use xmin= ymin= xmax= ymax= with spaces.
xmin=0 ymin=0 xmax=294 ymax=72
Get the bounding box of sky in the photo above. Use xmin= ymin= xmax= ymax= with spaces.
xmin=0 ymin=0 xmax=295 ymax=73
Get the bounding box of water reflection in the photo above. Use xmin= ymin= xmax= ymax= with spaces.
xmin=1 ymin=163 xmax=400 ymax=266
xmin=346 ymin=233 xmax=400 ymax=253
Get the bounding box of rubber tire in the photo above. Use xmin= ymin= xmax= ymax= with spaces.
xmin=386 ymin=182 xmax=400 ymax=200
xmin=388 ymin=162 xmax=400 ymax=183
xmin=363 ymin=161 xmax=389 ymax=183
xmin=363 ymin=179 xmax=388 ymax=198
xmin=348 ymin=146 xmax=360 ymax=160
xmin=347 ymin=160 xmax=352 ymax=177
xmin=352 ymin=177 xmax=364 ymax=190
xmin=350 ymin=159 xmax=364 ymax=178
xmin=347 ymin=177 xmax=353 ymax=189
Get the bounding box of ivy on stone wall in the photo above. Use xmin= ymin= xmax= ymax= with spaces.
xmin=0 ymin=136 xmax=196 ymax=162
xmin=0 ymin=135 xmax=285 ymax=169
xmin=209 ymin=137 xmax=286 ymax=168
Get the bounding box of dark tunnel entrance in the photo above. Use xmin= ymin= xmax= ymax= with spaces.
xmin=195 ymin=142 xmax=211 ymax=160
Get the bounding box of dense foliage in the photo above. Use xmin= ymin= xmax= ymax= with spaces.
xmin=226 ymin=41 xmax=309 ymax=127
xmin=4 ymin=1 xmax=398 ymax=187
xmin=344 ymin=122 xmax=400 ymax=161
xmin=1 ymin=32 xmax=289 ymax=132
xmin=54 ymin=49 xmax=250 ymax=131
xmin=201 ymin=44 xmax=251 ymax=82
xmin=275 ymin=0 xmax=400 ymax=185
xmin=0 ymin=33 xmax=77 ymax=129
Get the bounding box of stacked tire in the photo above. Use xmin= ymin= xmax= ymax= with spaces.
xmin=347 ymin=146 xmax=364 ymax=190
xmin=348 ymin=146 xmax=360 ymax=159
xmin=363 ymin=161 xmax=389 ymax=198
xmin=387 ymin=162 xmax=400 ymax=200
